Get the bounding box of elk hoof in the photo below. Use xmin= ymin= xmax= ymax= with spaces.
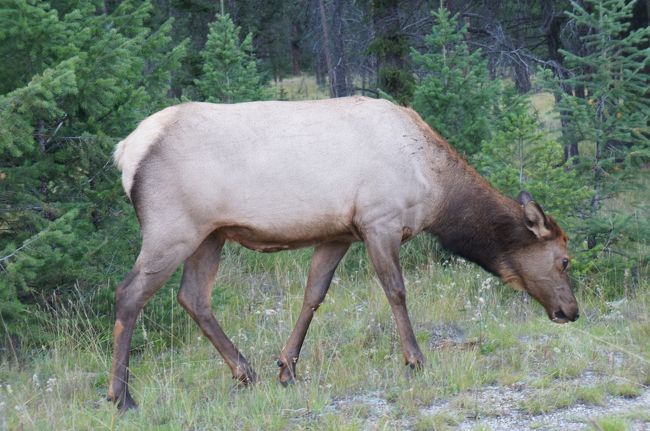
xmin=405 ymin=354 xmax=425 ymax=371
xmin=277 ymin=359 xmax=296 ymax=387
xmin=232 ymin=364 xmax=257 ymax=388
xmin=108 ymin=392 xmax=138 ymax=412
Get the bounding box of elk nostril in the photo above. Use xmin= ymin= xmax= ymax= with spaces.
xmin=554 ymin=310 xmax=567 ymax=320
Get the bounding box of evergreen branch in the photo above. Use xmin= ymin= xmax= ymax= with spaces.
xmin=0 ymin=236 xmax=39 ymax=264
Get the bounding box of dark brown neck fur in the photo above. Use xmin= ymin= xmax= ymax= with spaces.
xmin=400 ymin=106 xmax=563 ymax=276
xmin=401 ymin=107 xmax=535 ymax=274
xmin=429 ymin=175 xmax=535 ymax=276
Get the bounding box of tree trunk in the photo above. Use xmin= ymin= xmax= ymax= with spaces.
xmin=315 ymin=51 xmax=325 ymax=87
xmin=513 ymin=61 xmax=532 ymax=93
xmin=291 ymin=23 xmax=302 ymax=76
xmin=318 ymin=0 xmax=337 ymax=97
xmin=371 ymin=0 xmax=411 ymax=103
xmin=545 ymin=10 xmax=579 ymax=162
xmin=331 ymin=0 xmax=349 ymax=97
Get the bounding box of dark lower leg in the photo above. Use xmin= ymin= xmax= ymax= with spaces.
xmin=108 ymin=268 xmax=152 ymax=411
xmin=278 ymin=242 xmax=350 ymax=384
xmin=178 ymin=233 xmax=256 ymax=385
xmin=277 ymin=305 xmax=315 ymax=385
xmin=365 ymin=232 xmax=425 ymax=369
xmin=108 ymin=254 xmax=184 ymax=411
xmin=195 ymin=313 xmax=256 ymax=384
xmin=108 ymin=314 xmax=139 ymax=410
xmin=390 ymin=303 xmax=425 ymax=367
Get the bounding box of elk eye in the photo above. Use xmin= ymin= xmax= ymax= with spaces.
xmin=561 ymin=258 xmax=569 ymax=270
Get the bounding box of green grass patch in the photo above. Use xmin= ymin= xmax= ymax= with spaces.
xmin=1 ymin=247 xmax=648 ymax=429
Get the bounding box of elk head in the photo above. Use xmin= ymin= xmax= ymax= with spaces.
xmin=499 ymin=191 xmax=579 ymax=323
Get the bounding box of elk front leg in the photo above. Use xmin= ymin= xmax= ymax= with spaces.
xmin=178 ymin=232 xmax=256 ymax=385
xmin=364 ymin=229 xmax=425 ymax=369
xmin=278 ymin=241 xmax=350 ymax=385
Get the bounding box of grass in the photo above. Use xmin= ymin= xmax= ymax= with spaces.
xmin=1 ymin=240 xmax=649 ymax=430
xmin=2 ymin=85 xmax=648 ymax=429
xmin=269 ymin=75 xmax=330 ymax=101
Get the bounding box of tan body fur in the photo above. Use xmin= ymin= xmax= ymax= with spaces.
xmin=108 ymin=97 xmax=578 ymax=411
xmin=115 ymin=98 xmax=440 ymax=251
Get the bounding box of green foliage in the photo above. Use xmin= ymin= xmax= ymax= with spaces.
xmin=474 ymin=105 xmax=594 ymax=273
xmin=546 ymin=0 xmax=650 ymax=280
xmin=0 ymin=57 xmax=78 ymax=157
xmin=411 ymin=7 xmax=502 ymax=155
xmin=369 ymin=33 xmax=414 ymax=104
xmin=0 ymin=0 xmax=68 ymax=94
xmin=0 ymin=0 xmax=185 ymax=347
xmin=475 ymin=109 xmax=592 ymax=218
xmin=195 ymin=14 xmax=269 ymax=103
xmin=560 ymin=0 xmax=649 ymax=157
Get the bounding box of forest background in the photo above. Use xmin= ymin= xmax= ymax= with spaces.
xmin=0 ymin=0 xmax=649 ymax=428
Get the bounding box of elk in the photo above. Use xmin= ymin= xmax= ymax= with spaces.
xmin=108 ymin=96 xmax=578 ymax=410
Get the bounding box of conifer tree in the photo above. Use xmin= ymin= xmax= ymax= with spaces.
xmin=411 ymin=7 xmax=502 ymax=155
xmin=475 ymin=109 xmax=592 ymax=220
xmin=0 ymin=0 xmax=186 ymax=345
xmin=196 ymin=14 xmax=268 ymax=103
xmin=552 ymin=0 xmax=649 ymax=278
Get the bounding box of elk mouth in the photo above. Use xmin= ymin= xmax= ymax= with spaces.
xmin=551 ymin=309 xmax=579 ymax=324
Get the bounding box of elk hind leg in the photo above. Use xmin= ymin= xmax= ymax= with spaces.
xmin=108 ymin=242 xmax=191 ymax=411
xmin=177 ymin=232 xmax=256 ymax=385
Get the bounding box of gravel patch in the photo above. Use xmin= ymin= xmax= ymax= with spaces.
xmin=424 ymin=382 xmax=650 ymax=431
xmin=326 ymin=375 xmax=649 ymax=430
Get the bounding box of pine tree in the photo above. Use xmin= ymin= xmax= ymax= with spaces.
xmin=410 ymin=7 xmax=502 ymax=155
xmin=369 ymin=0 xmax=413 ymax=104
xmin=195 ymin=14 xmax=268 ymax=103
xmin=476 ymin=109 xmax=592 ymax=219
xmin=551 ymin=0 xmax=650 ymax=280
xmin=474 ymin=105 xmax=594 ymax=272
xmin=0 ymin=0 xmax=186 ymax=346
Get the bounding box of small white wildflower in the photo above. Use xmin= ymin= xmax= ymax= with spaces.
xmin=553 ymin=347 xmax=561 ymax=354
xmin=45 ymin=378 xmax=57 ymax=393
xmin=478 ymin=297 xmax=485 ymax=304
xmin=5 ymin=385 xmax=12 ymax=395
xmin=32 ymin=374 xmax=40 ymax=388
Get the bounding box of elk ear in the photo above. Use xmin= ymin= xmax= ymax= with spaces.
xmin=518 ymin=191 xmax=551 ymax=239
xmin=517 ymin=190 xmax=534 ymax=206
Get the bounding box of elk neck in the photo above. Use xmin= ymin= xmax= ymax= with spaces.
xmin=426 ymin=158 xmax=534 ymax=276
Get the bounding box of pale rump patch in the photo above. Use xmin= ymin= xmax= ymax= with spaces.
xmin=113 ymin=105 xmax=179 ymax=199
